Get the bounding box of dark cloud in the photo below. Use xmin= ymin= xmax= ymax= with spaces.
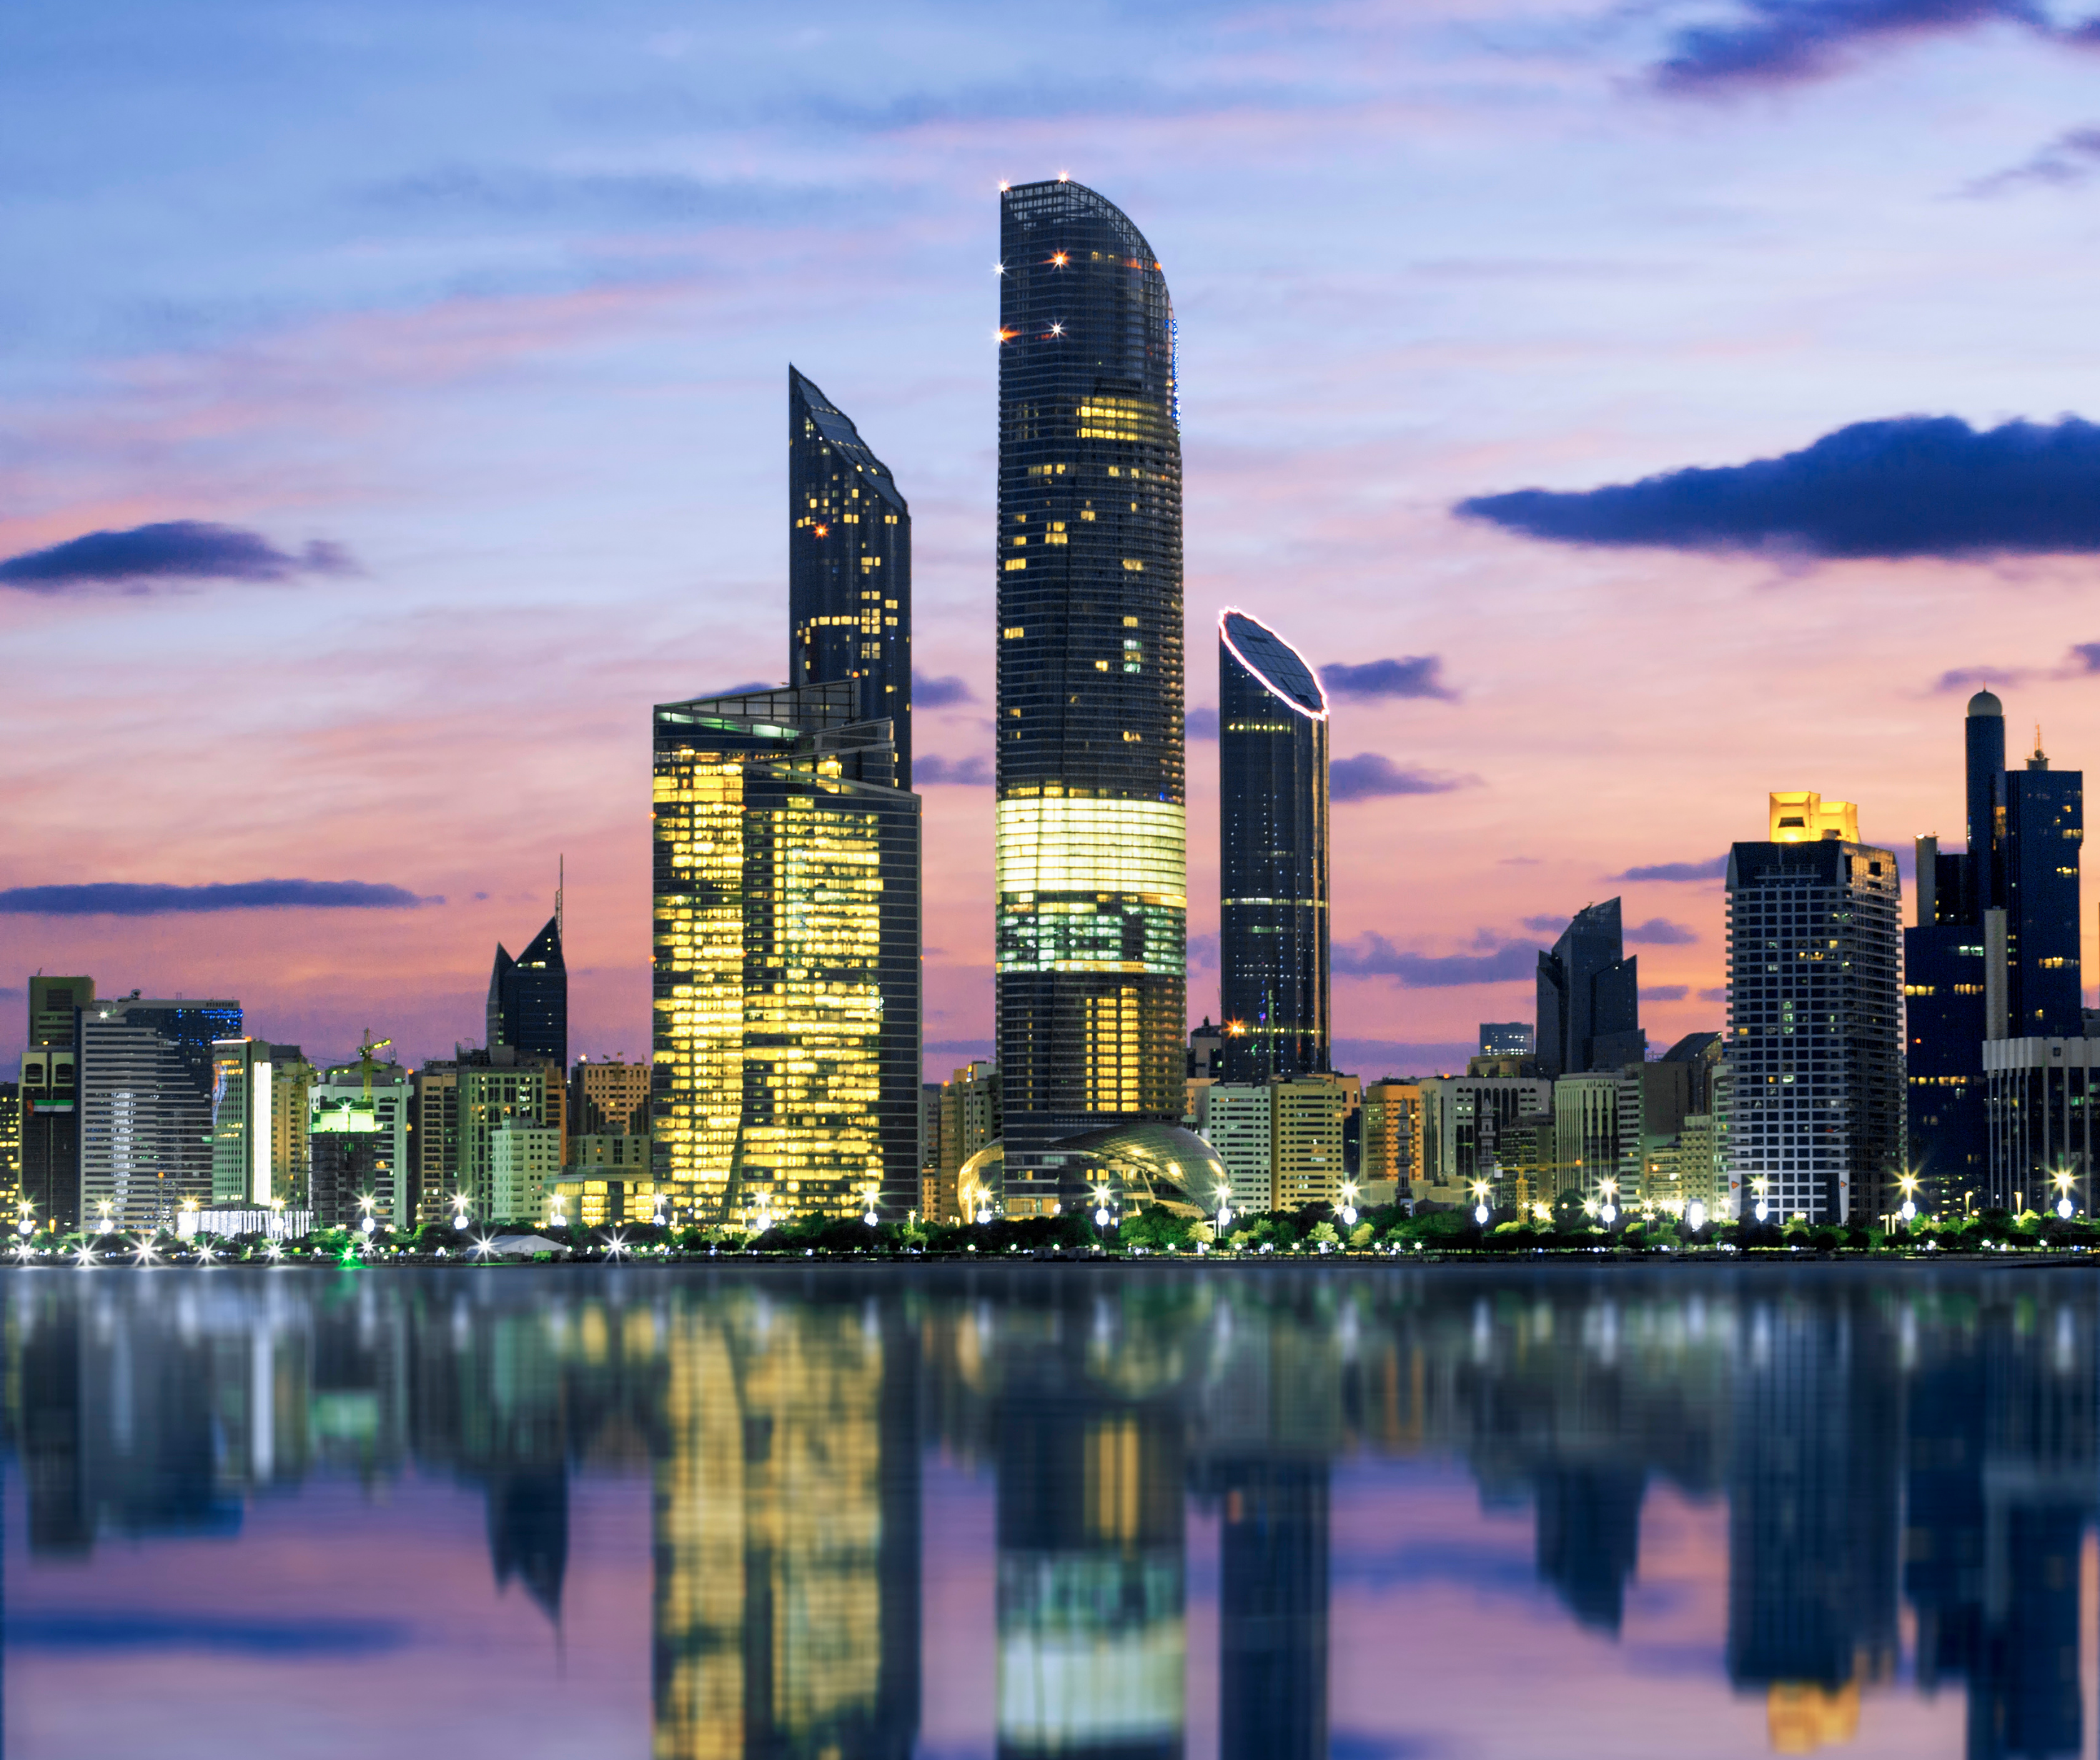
xmin=1642 ymin=984 xmax=1691 ymax=1003
xmin=0 ymin=880 xmax=433 ymax=915
xmin=1186 ymin=705 xmax=1219 ymax=741
xmin=1626 ymin=918 xmax=1698 ymax=945
xmin=1653 ymin=0 xmax=2044 ymax=93
xmin=1320 ymin=655 xmax=1458 ymax=702
xmin=1929 ymin=643 xmax=2100 ymax=692
xmin=913 ymin=754 xmax=991 ymax=786
xmin=1457 ymin=417 xmax=2100 ymax=560
xmin=1965 ymin=126 xmax=2100 ymax=197
xmin=913 ymin=673 xmax=975 ymax=708
xmin=1698 ymin=985 xmax=1730 ymax=1002
xmin=10 ymin=1610 xmax=407 ymax=1656
xmin=0 ymin=521 xmax=355 ymax=592
xmin=1613 ymin=855 xmax=1729 ymax=883
xmin=1334 ymin=933 xmax=1535 ymax=988
xmin=1330 ymin=755 xmax=1472 ymax=801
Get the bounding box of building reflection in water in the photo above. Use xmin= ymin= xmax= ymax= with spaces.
xmin=6 ymin=1269 xmax=2100 ymax=1759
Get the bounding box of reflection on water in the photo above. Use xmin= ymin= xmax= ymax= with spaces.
xmin=3 ymin=1267 xmax=2096 ymax=1758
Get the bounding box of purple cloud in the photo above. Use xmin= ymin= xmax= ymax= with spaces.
xmin=1330 ymin=754 xmax=1472 ymax=800
xmin=1654 ymin=0 xmax=2045 ymax=94
xmin=1626 ymin=918 xmax=1698 ymax=945
xmin=0 ymin=879 xmax=433 ymax=915
xmin=1642 ymin=984 xmax=1690 ymax=1003
xmin=915 ymin=753 xmax=991 ymax=786
xmin=1320 ymin=656 xmax=1458 ymax=702
xmin=0 ymin=521 xmax=356 ymax=591
xmin=1187 ymin=705 xmax=1219 ymax=741
xmin=1334 ymin=933 xmax=1535 ymax=988
xmin=1458 ymin=417 xmax=2100 ymax=560
xmin=914 ymin=673 xmax=975 ymax=708
xmin=1613 ymin=856 xmax=1728 ymax=883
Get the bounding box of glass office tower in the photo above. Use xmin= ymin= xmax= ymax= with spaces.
xmin=790 ymin=367 xmax=913 ymax=787
xmin=488 ymin=914 xmax=567 ymax=1069
xmin=1217 ymin=609 xmax=1329 ymax=1083
xmin=653 ymin=680 xmax=921 ymax=1223
xmin=996 ymin=178 xmax=1187 ymax=1213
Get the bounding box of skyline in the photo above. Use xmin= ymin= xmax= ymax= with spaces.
xmin=9 ymin=1 xmax=2100 ymax=1081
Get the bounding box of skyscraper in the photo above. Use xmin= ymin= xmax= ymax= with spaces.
xmin=1725 ymin=792 xmax=1903 ymax=1223
xmin=653 ymin=680 xmax=921 ymax=1223
xmin=995 ymin=177 xmax=1189 ymax=1215
xmin=22 ymin=977 xmax=91 ymax=1233
xmin=78 ymin=995 xmax=242 ymax=1230
xmin=1907 ymin=690 xmax=2082 ymax=1209
xmin=1217 ymin=608 xmax=1329 ymax=1084
xmin=488 ymin=911 xmax=567 ymax=1070
xmin=789 ymin=366 xmax=913 ymax=787
xmin=1535 ymin=900 xmax=1643 ymax=1078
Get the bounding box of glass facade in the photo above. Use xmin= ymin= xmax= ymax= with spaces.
xmin=77 ymin=999 xmax=242 ymax=1230
xmin=1906 ymin=692 xmax=2082 ymax=1210
xmin=1725 ymin=825 xmax=1905 ymax=1223
xmin=790 ymin=367 xmax=913 ymax=787
xmin=488 ymin=914 xmax=567 ymax=1070
xmin=1535 ymin=900 xmax=1643 ymax=1077
xmin=1217 ymin=608 xmax=1329 ymax=1083
xmin=653 ymin=680 xmax=921 ymax=1224
xmin=1982 ymin=1037 xmax=2098 ymax=1213
xmin=996 ymin=178 xmax=1185 ymax=1213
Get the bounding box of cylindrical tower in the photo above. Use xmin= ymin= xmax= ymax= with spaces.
xmin=1217 ymin=609 xmax=1329 ymax=1083
xmin=1965 ymin=687 xmax=2004 ymax=906
xmin=994 ymin=178 xmax=1185 ymax=1214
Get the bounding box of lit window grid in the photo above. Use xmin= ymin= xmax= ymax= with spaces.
xmin=654 ymin=753 xmax=893 ymax=1218
xmin=996 ymin=797 xmax=1185 ymax=900
xmin=998 ymin=900 xmax=1184 ymax=978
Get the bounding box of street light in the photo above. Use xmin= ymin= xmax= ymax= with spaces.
xmin=1338 ymin=1182 xmax=1359 ymax=1229
xmin=1091 ymin=1183 xmax=1114 ymax=1230
xmin=1687 ymin=1199 xmax=1707 ymax=1233
xmin=2054 ymin=1166 xmax=2076 ymax=1221
xmin=1470 ymin=1180 xmax=1490 ymax=1228
xmin=864 ymin=1182 xmax=881 ymax=1228
xmin=1213 ymin=1181 xmax=1234 ymax=1233
xmin=1598 ymin=1178 xmax=1619 ymax=1229
xmin=1898 ymin=1172 xmax=1920 ymax=1225
xmin=1753 ymin=1176 xmax=1770 ymax=1225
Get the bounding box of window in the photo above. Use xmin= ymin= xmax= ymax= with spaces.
xmin=1005 ymin=559 xmax=1026 ymax=571
xmin=1004 ymin=627 xmax=1024 ymax=640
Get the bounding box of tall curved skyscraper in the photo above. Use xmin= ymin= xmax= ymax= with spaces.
xmin=1217 ymin=609 xmax=1329 ymax=1083
xmin=789 ymin=366 xmax=913 ymax=786
xmin=996 ymin=178 xmax=1186 ymax=1213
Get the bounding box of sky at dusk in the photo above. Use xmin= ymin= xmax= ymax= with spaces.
xmin=8 ymin=0 xmax=2100 ymax=1080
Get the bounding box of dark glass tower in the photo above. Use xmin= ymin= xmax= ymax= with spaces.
xmin=1217 ymin=609 xmax=1329 ymax=1083
xmin=488 ymin=914 xmax=566 ymax=1069
xmin=1908 ymin=690 xmax=2082 ymax=1210
xmin=1535 ymin=899 xmax=1643 ymax=1078
xmin=789 ymin=367 xmax=913 ymax=787
xmin=995 ymin=178 xmax=1185 ymax=1213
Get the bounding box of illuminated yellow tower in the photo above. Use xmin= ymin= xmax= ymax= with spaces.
xmin=652 ymin=680 xmax=921 ymax=1225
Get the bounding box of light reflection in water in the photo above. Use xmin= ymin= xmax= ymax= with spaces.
xmin=1 ymin=1268 xmax=2094 ymax=1759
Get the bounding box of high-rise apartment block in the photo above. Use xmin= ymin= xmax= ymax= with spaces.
xmin=1908 ymin=691 xmax=2083 ymax=1209
xmin=311 ymin=1057 xmax=412 ymax=1229
xmin=653 ymin=681 xmax=921 ymax=1224
xmin=570 ymin=1056 xmax=650 ymax=1138
xmin=209 ymin=1038 xmax=311 ymax=1209
xmin=75 ymin=996 xmax=241 ymax=1230
xmin=789 ymin=367 xmax=913 ymax=786
xmin=1217 ymin=609 xmax=1329 ymax=1084
xmin=931 ymin=1061 xmax=1001 ymax=1223
xmin=1415 ymin=1075 xmax=1552 ymax=1205
xmin=0 ymin=1080 xmax=19 ymax=1220
xmin=412 ymin=1049 xmax=551 ymax=1225
xmin=20 ymin=976 xmax=91 ymax=1232
xmin=1725 ymin=792 xmax=1904 ymax=1223
xmin=1536 ymin=901 xmax=1644 ymax=1077
xmin=994 ymin=177 xmax=1194 ymax=1216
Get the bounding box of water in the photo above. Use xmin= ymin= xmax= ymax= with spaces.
xmin=3 ymin=1264 xmax=2092 ymax=1759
